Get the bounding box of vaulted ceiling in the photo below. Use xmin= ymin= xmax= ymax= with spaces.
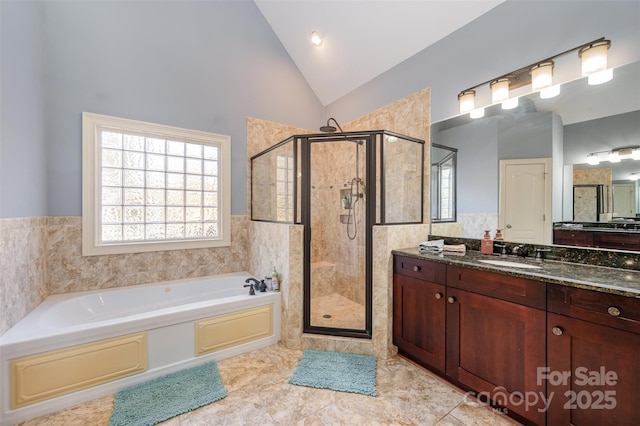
xmin=254 ymin=0 xmax=505 ymax=106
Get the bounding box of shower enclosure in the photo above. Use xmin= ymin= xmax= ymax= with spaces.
xmin=251 ymin=130 xmax=424 ymax=338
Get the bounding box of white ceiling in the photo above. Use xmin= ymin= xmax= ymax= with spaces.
xmin=254 ymin=0 xmax=505 ymax=106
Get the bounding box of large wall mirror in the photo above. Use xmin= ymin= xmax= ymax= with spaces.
xmin=430 ymin=60 xmax=640 ymax=252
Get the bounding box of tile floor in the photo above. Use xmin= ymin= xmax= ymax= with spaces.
xmin=17 ymin=344 xmax=521 ymax=426
xmin=310 ymin=293 xmax=365 ymax=329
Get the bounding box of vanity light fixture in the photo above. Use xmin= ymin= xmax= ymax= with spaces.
xmin=586 ymin=152 xmax=601 ymax=165
xmin=310 ymin=31 xmax=323 ymax=46
xmin=531 ymin=61 xmax=554 ymax=91
xmin=491 ymin=78 xmax=510 ymax=103
xmin=586 ymin=146 xmax=640 ymax=165
xmin=579 ymin=39 xmax=612 ymax=85
xmin=458 ymin=90 xmax=476 ymax=113
xmin=629 ymin=173 xmax=640 ymax=181
xmin=455 ymin=37 xmax=612 ymax=117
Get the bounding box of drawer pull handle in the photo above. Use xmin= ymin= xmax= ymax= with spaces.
xmin=552 ymin=326 xmax=563 ymax=336
xmin=412 ymin=265 xmax=421 ymax=272
xmin=447 ymin=296 xmax=456 ymax=304
xmin=607 ymin=306 xmax=621 ymax=317
xmin=435 ymin=293 xmax=443 ymax=300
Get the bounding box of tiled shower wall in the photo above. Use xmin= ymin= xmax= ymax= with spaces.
xmin=0 ymin=215 xmax=250 ymax=334
xmin=310 ymin=141 xmax=366 ymax=305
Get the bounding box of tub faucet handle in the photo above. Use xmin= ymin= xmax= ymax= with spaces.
xmin=243 ymin=284 xmax=255 ymax=295
xmin=244 ymin=277 xmax=261 ymax=292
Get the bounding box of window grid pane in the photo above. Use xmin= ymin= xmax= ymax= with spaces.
xmin=98 ymin=129 xmax=220 ymax=243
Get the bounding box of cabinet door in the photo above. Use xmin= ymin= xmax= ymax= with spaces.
xmin=393 ymin=273 xmax=446 ymax=373
xmin=547 ymin=313 xmax=640 ymax=426
xmin=446 ymin=287 xmax=546 ymax=425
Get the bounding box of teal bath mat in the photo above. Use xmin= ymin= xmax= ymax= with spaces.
xmin=109 ymin=361 xmax=227 ymax=426
xmin=288 ymin=349 xmax=378 ymax=396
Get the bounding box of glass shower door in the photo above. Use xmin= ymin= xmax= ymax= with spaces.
xmin=307 ymin=139 xmax=367 ymax=334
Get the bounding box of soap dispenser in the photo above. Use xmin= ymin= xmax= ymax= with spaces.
xmin=481 ymin=230 xmax=494 ymax=255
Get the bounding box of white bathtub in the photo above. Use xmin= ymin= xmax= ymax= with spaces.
xmin=0 ymin=271 xmax=280 ymax=425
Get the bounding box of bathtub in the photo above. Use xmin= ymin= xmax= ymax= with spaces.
xmin=0 ymin=271 xmax=280 ymax=425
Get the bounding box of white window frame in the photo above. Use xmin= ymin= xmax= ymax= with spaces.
xmin=82 ymin=112 xmax=231 ymax=256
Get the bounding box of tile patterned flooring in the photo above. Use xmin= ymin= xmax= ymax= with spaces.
xmin=17 ymin=344 xmax=520 ymax=426
xmin=310 ymin=293 xmax=365 ymax=329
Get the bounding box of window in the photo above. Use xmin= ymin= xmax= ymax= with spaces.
xmin=276 ymin=155 xmax=294 ymax=222
xmin=430 ymin=144 xmax=457 ymax=223
xmin=82 ymin=112 xmax=230 ymax=255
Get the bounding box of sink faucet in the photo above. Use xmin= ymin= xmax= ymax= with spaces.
xmin=494 ymin=243 xmax=507 ymax=257
xmin=535 ymin=248 xmax=551 ymax=261
xmin=513 ymin=245 xmax=528 ymax=258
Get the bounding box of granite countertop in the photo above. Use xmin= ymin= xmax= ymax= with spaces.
xmin=393 ymin=247 xmax=640 ymax=298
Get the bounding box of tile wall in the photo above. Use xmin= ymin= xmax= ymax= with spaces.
xmin=0 ymin=217 xmax=48 ymax=335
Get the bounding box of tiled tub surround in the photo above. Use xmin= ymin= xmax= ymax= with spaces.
xmin=1 ymin=272 xmax=281 ymax=425
xmin=0 ymin=218 xmax=48 ymax=335
xmin=395 ymin=246 xmax=640 ymax=297
xmin=0 ymin=216 xmax=250 ymax=335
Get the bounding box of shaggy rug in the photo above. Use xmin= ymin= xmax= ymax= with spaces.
xmin=109 ymin=361 xmax=227 ymax=426
xmin=288 ymin=349 xmax=378 ymax=396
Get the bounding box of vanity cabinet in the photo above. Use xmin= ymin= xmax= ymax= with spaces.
xmin=446 ymin=266 xmax=547 ymax=425
xmin=553 ymin=228 xmax=640 ymax=251
xmin=553 ymin=229 xmax=594 ymax=247
xmin=546 ymin=285 xmax=640 ymax=426
xmin=393 ymin=256 xmax=446 ymax=373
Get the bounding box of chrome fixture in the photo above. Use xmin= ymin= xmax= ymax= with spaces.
xmin=319 ymin=117 xmax=344 ymax=133
xmin=457 ymin=37 xmax=612 ymax=117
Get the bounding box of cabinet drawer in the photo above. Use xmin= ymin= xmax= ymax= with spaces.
xmin=593 ymin=232 xmax=640 ymax=251
xmin=447 ymin=266 xmax=546 ymax=309
xmin=548 ymin=284 xmax=640 ymax=334
xmin=553 ymin=229 xmax=593 ymax=247
xmin=394 ymin=256 xmax=446 ymax=284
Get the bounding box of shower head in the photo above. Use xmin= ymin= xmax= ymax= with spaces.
xmin=319 ymin=117 xmax=344 ymax=133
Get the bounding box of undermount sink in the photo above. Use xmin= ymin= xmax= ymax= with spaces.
xmin=478 ymin=259 xmax=543 ymax=269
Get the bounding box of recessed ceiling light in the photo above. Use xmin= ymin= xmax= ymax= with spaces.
xmin=310 ymin=31 xmax=322 ymax=47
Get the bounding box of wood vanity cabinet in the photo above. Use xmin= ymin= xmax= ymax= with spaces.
xmin=446 ymin=266 xmax=547 ymax=425
xmin=553 ymin=229 xmax=594 ymax=247
xmin=546 ymin=284 xmax=640 ymax=426
xmin=393 ymin=256 xmax=446 ymax=373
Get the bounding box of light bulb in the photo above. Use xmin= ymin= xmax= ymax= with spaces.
xmin=540 ymin=85 xmax=560 ymax=99
xmin=470 ymin=107 xmax=485 ymax=119
xmin=588 ymin=68 xmax=613 ymax=85
xmin=502 ymin=97 xmax=519 ymax=110
xmin=491 ymin=78 xmax=509 ymax=103
xmin=586 ymin=153 xmax=600 ymax=165
xmin=458 ymin=90 xmax=475 ymax=114
xmin=580 ymin=40 xmax=610 ymax=76
xmin=608 ymin=151 xmax=620 ymax=163
xmin=531 ymin=61 xmax=554 ymax=91
xmin=310 ymin=31 xmax=323 ymax=46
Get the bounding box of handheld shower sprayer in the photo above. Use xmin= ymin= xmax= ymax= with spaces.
xmin=319 ymin=118 xmax=344 ymax=133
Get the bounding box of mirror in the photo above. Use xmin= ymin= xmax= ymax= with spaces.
xmin=431 ymin=60 xmax=640 ymax=251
